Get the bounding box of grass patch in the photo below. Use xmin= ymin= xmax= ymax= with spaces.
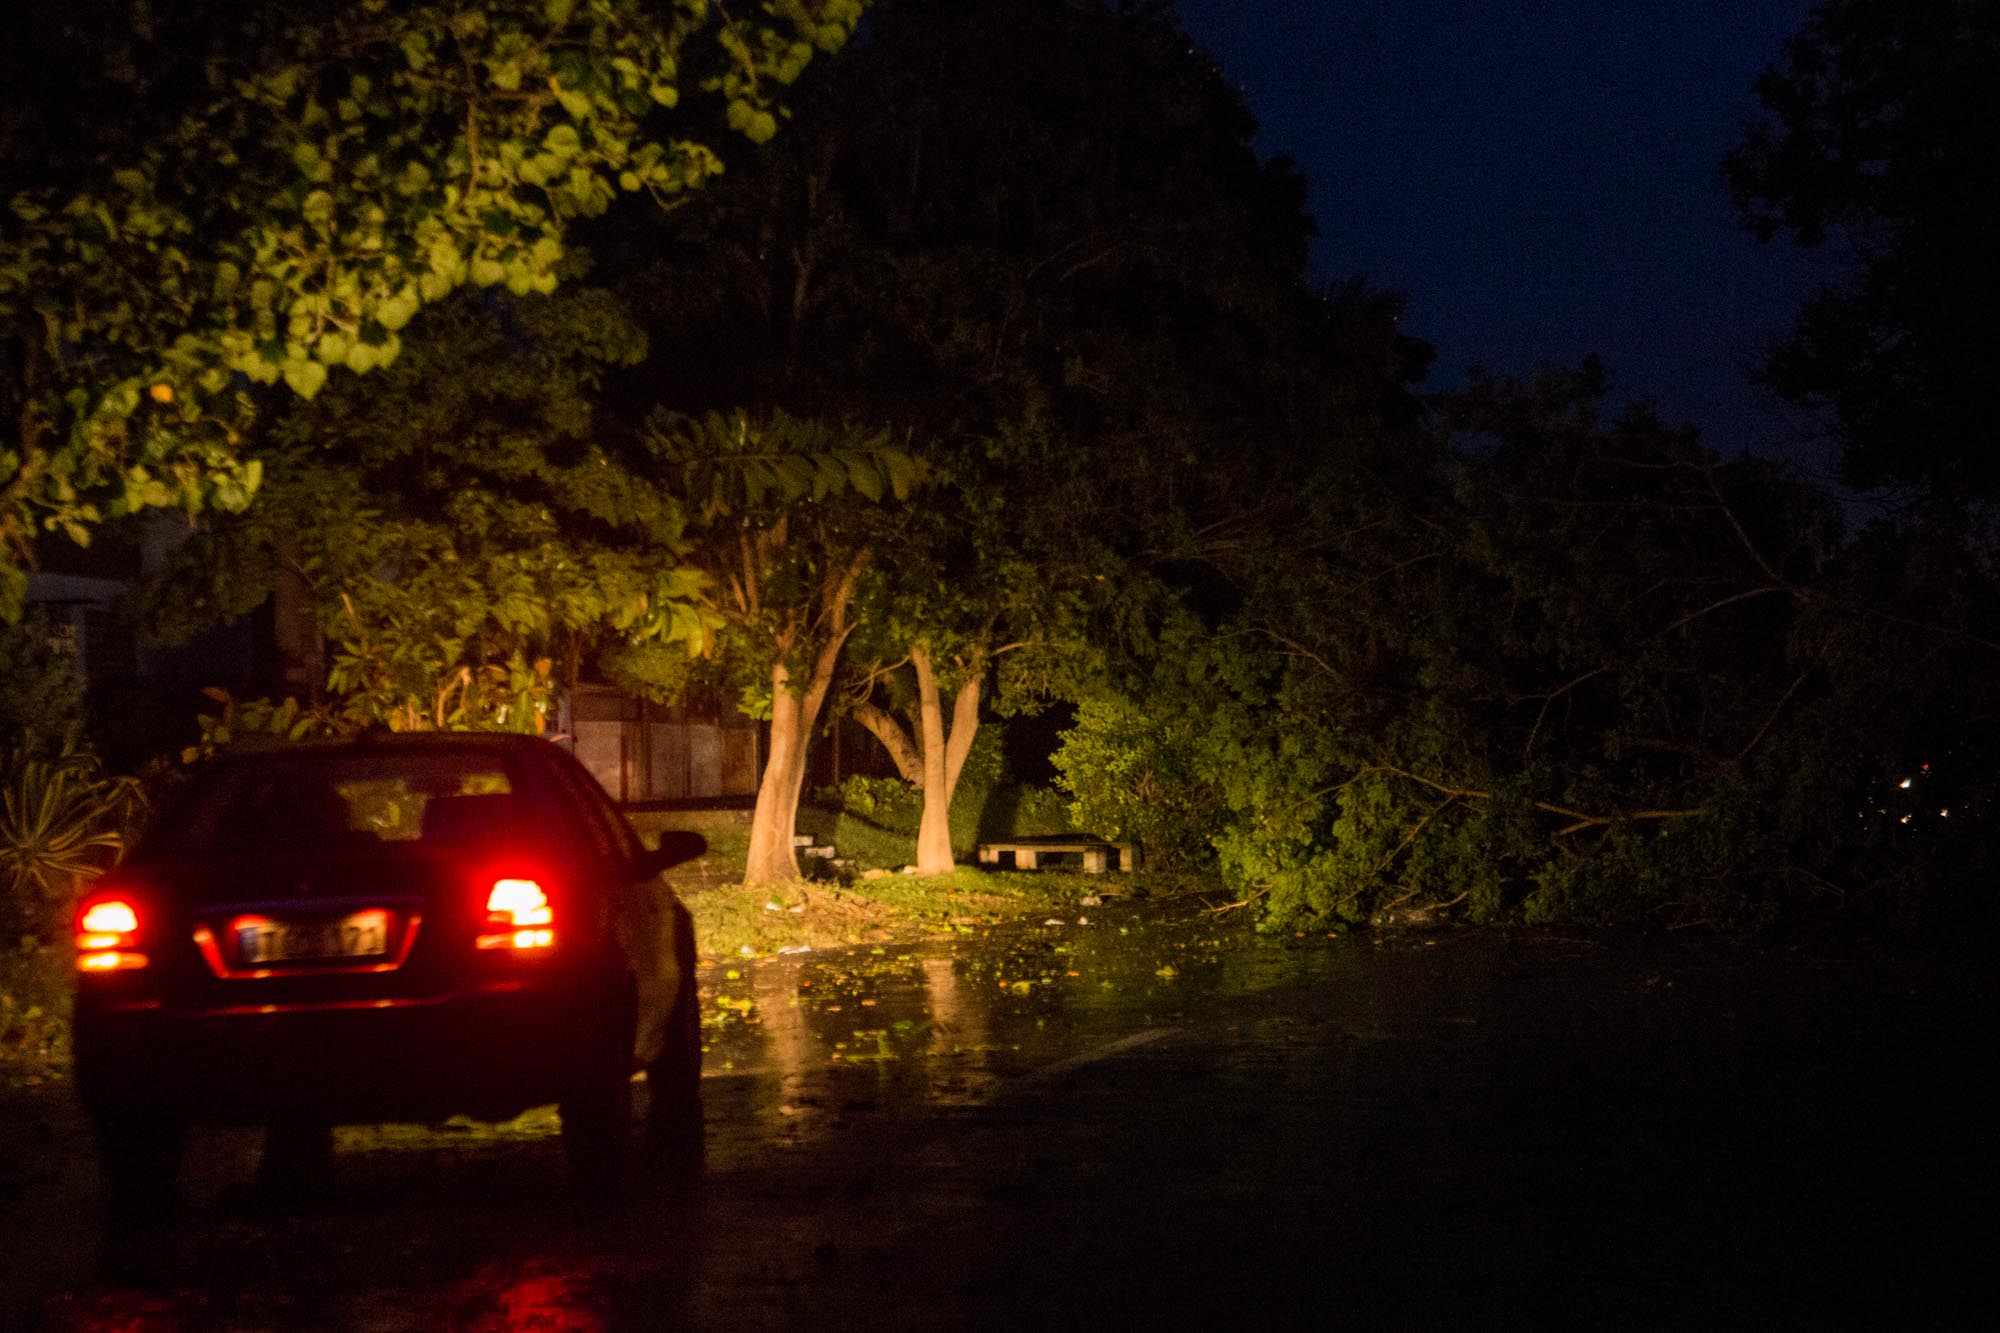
xmin=626 ymin=806 xmax=1160 ymax=960
xmin=679 ymin=867 xmax=1111 ymax=960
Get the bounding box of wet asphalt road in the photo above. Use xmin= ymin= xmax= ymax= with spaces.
xmin=3 ymin=899 xmax=1993 ymax=1330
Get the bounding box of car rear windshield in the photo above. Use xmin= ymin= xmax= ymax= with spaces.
xmin=145 ymin=751 xmax=524 ymax=858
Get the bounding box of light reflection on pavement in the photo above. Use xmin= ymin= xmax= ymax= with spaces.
xmin=7 ymin=901 xmax=1993 ymax=1330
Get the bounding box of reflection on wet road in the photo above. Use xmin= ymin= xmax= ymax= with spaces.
xmin=7 ymin=902 xmax=1995 ymax=1330
xmin=704 ymin=907 xmax=1209 ymax=1138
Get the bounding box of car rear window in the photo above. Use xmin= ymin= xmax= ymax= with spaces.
xmin=147 ymin=751 xmax=520 ymax=857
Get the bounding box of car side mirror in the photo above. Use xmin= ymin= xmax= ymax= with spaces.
xmin=638 ymin=830 xmax=707 ymax=876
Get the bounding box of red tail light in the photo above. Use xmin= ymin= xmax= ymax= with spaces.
xmin=76 ymin=896 xmax=148 ymax=971
xmin=478 ymin=877 xmax=554 ymax=951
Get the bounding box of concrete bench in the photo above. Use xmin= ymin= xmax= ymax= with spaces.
xmin=976 ymin=838 xmax=1141 ymax=873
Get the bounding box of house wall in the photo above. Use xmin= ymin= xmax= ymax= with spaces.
xmin=567 ymin=685 xmax=764 ymax=804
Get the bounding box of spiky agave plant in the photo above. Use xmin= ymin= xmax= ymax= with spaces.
xmin=0 ymin=742 xmax=143 ymax=934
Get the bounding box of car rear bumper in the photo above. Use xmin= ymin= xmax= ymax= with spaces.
xmin=75 ymin=979 xmax=619 ymax=1126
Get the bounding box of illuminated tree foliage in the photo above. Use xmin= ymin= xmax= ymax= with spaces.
xmin=141 ymin=284 xmax=706 ymax=733
xmin=0 ymin=0 xmax=864 ymax=616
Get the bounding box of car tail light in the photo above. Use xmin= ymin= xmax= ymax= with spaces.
xmin=76 ymin=896 xmax=148 ymax=971
xmin=478 ymin=877 xmax=554 ymax=951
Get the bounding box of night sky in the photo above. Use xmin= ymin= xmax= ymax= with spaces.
xmin=1172 ymin=0 xmax=1833 ymax=473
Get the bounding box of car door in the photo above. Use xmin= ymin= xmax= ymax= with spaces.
xmin=536 ymin=745 xmax=684 ymax=1068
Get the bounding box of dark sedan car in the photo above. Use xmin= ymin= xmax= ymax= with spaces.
xmin=72 ymin=732 xmax=705 ymax=1211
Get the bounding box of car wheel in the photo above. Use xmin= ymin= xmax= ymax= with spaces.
xmin=94 ymin=1112 xmax=184 ymax=1223
xmin=560 ymin=987 xmax=635 ymax=1203
xmin=647 ymin=962 xmax=704 ymax=1167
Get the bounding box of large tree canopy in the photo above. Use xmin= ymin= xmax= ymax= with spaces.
xmin=0 ymin=0 xmax=864 ymax=616
xmin=606 ymin=0 xmax=1385 ymax=871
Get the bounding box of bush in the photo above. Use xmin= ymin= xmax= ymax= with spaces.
xmin=1052 ymin=692 xmax=1226 ymax=867
xmin=0 ymin=741 xmax=144 ymax=938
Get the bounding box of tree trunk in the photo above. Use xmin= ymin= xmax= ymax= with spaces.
xmin=741 ymin=554 xmax=864 ymax=885
xmin=911 ymin=645 xmax=982 ymax=875
xmin=744 ymin=663 xmax=809 ymax=883
xmin=851 ymin=700 xmax=923 ymax=783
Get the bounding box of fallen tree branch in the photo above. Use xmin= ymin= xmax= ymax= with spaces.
xmin=1204 ymin=888 xmax=1269 ymax=915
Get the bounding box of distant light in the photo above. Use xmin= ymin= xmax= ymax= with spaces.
xmin=1899 ymin=814 xmax=1912 ymax=824
xmin=1940 ymin=809 xmax=1950 ymax=818
xmin=1899 ymin=778 xmax=1912 ymax=789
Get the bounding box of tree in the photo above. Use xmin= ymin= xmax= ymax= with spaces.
xmin=1058 ymin=352 xmax=2000 ymax=931
xmin=642 ymin=409 xmax=917 ymax=883
xmin=638 ymin=0 xmax=1315 ymax=426
xmin=0 ymin=0 xmax=865 ymax=617
xmin=1727 ymin=0 xmax=2000 ymax=504
xmin=841 ymin=440 xmax=1099 ymax=873
xmin=619 ymin=0 xmax=1344 ymax=872
xmin=141 ymin=282 xmax=706 ymax=731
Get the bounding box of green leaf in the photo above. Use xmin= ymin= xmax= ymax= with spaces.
xmin=283 ymin=359 xmax=328 ymax=400
xmin=824 ymin=453 xmax=858 ymax=501
xmin=302 ymin=190 xmax=334 ymax=227
xmin=376 ymin=286 xmax=419 ymax=331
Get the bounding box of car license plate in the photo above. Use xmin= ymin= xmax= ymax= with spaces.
xmin=238 ymin=913 xmax=389 ymax=965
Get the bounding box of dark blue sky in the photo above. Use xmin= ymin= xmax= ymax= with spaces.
xmin=1172 ymin=0 xmax=1833 ymax=470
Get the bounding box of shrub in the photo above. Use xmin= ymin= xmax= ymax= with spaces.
xmin=0 ymin=741 xmax=144 ymax=937
xmin=1052 ymin=693 xmax=1225 ymax=867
